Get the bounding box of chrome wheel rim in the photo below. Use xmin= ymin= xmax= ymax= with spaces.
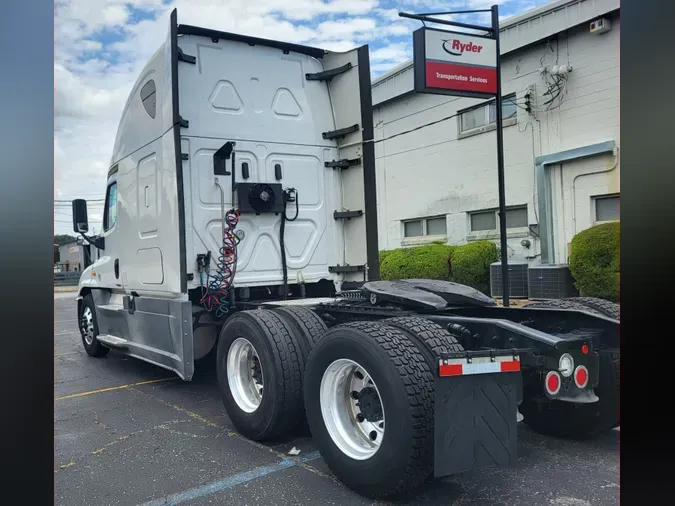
xmin=319 ymin=359 xmax=385 ymax=460
xmin=80 ymin=307 xmax=95 ymax=346
xmin=227 ymin=338 xmax=264 ymax=413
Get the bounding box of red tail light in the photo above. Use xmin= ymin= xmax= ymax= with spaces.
xmin=574 ymin=365 xmax=589 ymax=389
xmin=545 ymin=371 xmax=561 ymax=395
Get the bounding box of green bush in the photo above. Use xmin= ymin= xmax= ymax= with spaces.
xmin=380 ymin=244 xmax=457 ymax=281
xmin=569 ymin=222 xmax=620 ymax=300
xmin=378 ymin=249 xmax=394 ymax=266
xmin=450 ymin=240 xmax=499 ymax=295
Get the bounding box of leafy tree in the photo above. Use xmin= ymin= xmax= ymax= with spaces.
xmin=54 ymin=234 xmax=77 ymax=246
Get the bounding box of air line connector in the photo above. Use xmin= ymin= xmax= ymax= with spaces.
xmin=196 ymin=251 xmax=211 ymax=273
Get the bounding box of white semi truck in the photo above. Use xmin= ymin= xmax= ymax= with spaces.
xmin=71 ymin=9 xmax=619 ymax=498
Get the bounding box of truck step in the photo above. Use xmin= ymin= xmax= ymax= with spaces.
xmin=324 ymin=157 xmax=361 ymax=170
xmin=333 ymin=210 xmax=363 ymax=220
xmin=96 ymin=334 xmax=129 ymax=348
xmin=322 ymin=124 xmax=359 ymax=140
xmin=97 ymin=304 xmax=126 ymax=314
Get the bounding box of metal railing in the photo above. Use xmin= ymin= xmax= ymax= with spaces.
xmin=54 ymin=271 xmax=81 ymax=286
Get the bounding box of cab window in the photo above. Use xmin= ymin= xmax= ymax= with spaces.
xmin=103 ymin=182 xmax=118 ymax=231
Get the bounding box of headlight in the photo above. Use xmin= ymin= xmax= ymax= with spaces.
xmin=558 ymin=353 xmax=574 ymax=377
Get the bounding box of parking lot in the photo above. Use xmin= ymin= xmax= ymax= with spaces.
xmin=55 ymin=292 xmax=619 ymax=506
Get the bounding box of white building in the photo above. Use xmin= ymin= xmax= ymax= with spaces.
xmin=372 ymin=0 xmax=619 ymax=266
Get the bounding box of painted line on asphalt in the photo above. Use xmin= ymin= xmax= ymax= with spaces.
xmin=55 ymin=352 xmax=80 ymax=358
xmin=55 ymin=319 xmax=78 ymax=323
xmin=56 ymin=377 xmax=176 ymax=401
xmin=139 ymin=451 xmax=322 ymax=506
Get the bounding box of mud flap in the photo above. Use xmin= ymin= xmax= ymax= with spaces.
xmin=433 ymin=354 xmax=520 ymax=478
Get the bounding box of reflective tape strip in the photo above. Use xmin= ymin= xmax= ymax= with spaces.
xmin=439 ymin=357 xmax=520 ymax=377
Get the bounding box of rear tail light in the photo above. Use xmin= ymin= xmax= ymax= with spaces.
xmin=545 ymin=371 xmax=561 ymax=395
xmin=574 ymin=365 xmax=589 ymax=389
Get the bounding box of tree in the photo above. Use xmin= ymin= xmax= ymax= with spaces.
xmin=54 ymin=234 xmax=77 ymax=246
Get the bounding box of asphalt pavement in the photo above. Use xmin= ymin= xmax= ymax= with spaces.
xmin=55 ymin=293 xmax=619 ymax=506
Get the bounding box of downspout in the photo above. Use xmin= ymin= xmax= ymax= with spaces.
xmin=535 ymin=140 xmax=616 ymax=264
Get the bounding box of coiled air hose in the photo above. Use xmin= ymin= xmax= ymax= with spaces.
xmin=200 ymin=208 xmax=240 ymax=317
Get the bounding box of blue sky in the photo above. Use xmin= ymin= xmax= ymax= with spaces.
xmin=54 ymin=0 xmax=550 ymax=235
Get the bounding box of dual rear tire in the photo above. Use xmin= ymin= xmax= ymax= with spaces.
xmin=216 ymin=307 xmax=327 ymax=441
xmin=216 ymin=309 xmax=463 ymax=498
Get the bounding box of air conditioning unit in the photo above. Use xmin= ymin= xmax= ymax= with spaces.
xmin=490 ymin=262 xmax=529 ymax=299
xmin=528 ymin=264 xmax=578 ymax=300
xmin=590 ymin=17 xmax=611 ymax=34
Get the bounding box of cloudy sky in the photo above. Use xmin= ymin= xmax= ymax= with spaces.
xmin=54 ymin=0 xmax=548 ymax=235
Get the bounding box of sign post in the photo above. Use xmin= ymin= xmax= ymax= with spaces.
xmin=402 ymin=4 xmax=511 ymax=306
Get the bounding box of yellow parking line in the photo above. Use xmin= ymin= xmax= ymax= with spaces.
xmin=55 ymin=352 xmax=79 ymax=358
xmin=56 ymin=377 xmax=176 ymax=401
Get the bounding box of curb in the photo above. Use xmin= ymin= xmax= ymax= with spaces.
xmin=54 ymin=286 xmax=78 ymax=293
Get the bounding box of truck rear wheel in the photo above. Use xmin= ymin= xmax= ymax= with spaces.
xmin=521 ymin=348 xmax=619 ymax=439
xmin=566 ymin=297 xmax=620 ymax=320
xmin=78 ymin=294 xmax=109 ymax=358
xmin=523 ymin=299 xmax=590 ymax=312
xmin=303 ymin=321 xmax=434 ymax=498
xmin=382 ymin=316 xmax=464 ymax=367
xmin=216 ymin=310 xmax=304 ymax=441
xmin=271 ymin=306 xmax=328 ymax=364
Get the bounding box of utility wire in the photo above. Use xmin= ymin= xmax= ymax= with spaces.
xmin=366 ymin=111 xmax=462 ymax=144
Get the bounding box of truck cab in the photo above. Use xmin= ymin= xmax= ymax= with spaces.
xmin=72 ymin=9 xmax=378 ymax=380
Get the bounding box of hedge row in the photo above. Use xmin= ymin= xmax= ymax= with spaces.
xmin=377 ymin=221 xmax=619 ymax=300
xmin=379 ymin=240 xmax=499 ymax=294
xmin=569 ymin=221 xmax=619 ymax=301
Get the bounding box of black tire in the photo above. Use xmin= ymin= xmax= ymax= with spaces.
xmin=567 ymin=297 xmax=620 ymax=320
xmin=521 ymin=348 xmax=619 ymax=439
xmin=216 ymin=310 xmax=304 ymax=441
xmin=78 ymin=294 xmax=109 ymax=358
xmin=382 ymin=316 xmax=464 ymax=368
xmin=271 ymin=306 xmax=328 ymax=365
xmin=303 ymin=321 xmax=434 ymax=498
xmin=523 ymin=299 xmax=591 ymax=312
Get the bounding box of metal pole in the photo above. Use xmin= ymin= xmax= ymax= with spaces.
xmin=398 ymin=12 xmax=492 ymax=32
xmin=492 ymin=4 xmax=510 ymax=307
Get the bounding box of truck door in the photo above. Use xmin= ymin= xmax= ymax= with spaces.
xmin=97 ymin=167 xmax=123 ymax=290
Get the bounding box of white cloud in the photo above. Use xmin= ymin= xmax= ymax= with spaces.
xmin=316 ymin=18 xmax=377 ymax=39
xmin=370 ymin=43 xmax=410 ymax=63
xmin=102 ymin=4 xmax=130 ymax=25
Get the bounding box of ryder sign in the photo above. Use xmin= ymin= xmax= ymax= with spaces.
xmin=413 ymin=27 xmax=497 ymax=99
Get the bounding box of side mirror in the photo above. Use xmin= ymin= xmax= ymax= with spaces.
xmin=72 ymin=199 xmax=89 ymax=234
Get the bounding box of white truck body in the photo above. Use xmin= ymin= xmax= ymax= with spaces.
xmin=76 ymin=10 xmax=378 ymax=380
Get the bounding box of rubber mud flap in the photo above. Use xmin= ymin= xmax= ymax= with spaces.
xmin=434 ymin=372 xmax=519 ymax=477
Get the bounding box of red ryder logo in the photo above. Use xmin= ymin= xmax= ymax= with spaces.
xmin=442 ymin=39 xmax=483 ymax=57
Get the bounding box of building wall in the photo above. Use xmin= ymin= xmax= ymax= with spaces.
xmin=58 ymin=242 xmax=85 ymax=271
xmin=58 ymin=241 xmax=101 ymax=270
xmin=373 ymin=11 xmax=619 ymax=266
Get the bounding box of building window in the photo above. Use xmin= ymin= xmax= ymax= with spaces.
xmin=140 ymin=79 xmax=156 ymax=119
xmin=103 ymin=182 xmax=118 ymax=231
xmin=403 ymin=216 xmax=447 ymax=238
xmin=469 ymin=205 xmax=528 ymax=232
xmin=459 ymin=93 xmax=517 ymax=134
xmin=594 ymin=194 xmax=619 ymax=222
